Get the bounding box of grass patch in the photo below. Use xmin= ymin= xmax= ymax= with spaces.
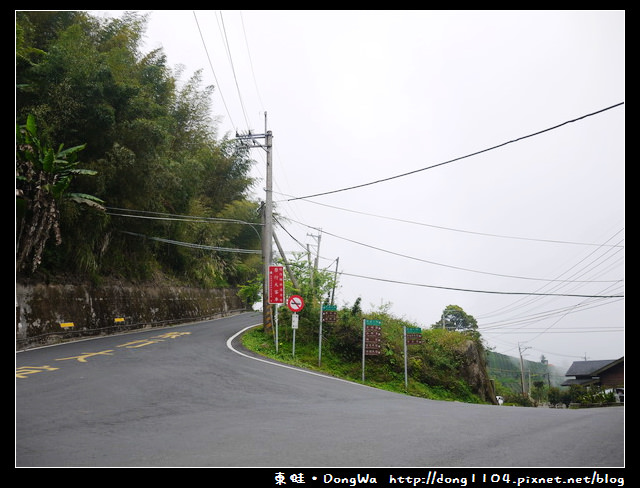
xmin=241 ymin=325 xmax=484 ymax=403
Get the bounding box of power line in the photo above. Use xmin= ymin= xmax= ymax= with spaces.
xmin=193 ymin=11 xmax=235 ymax=130
xmin=480 ymin=297 xmax=624 ymax=330
xmin=283 ymin=216 xmax=621 ymax=284
xmin=239 ymin=10 xmax=265 ymax=112
xmin=274 ymin=191 xmax=624 ymax=249
xmin=338 ymin=271 xmax=623 ymax=298
xmin=105 ymin=206 xmax=263 ymax=228
xmin=120 ymin=231 xmax=261 ymax=254
xmin=217 ymin=11 xmax=251 ymax=129
xmin=283 ymin=102 xmax=624 ymax=202
xmin=107 ymin=207 xmax=264 ymax=253
xmin=484 ymin=327 xmax=624 ymax=334
xmin=476 ymin=230 xmax=625 ymax=320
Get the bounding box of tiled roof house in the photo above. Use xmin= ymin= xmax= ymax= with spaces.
xmin=562 ymin=357 xmax=624 ymax=389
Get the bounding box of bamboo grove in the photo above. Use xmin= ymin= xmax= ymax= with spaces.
xmin=16 ymin=11 xmax=262 ymax=288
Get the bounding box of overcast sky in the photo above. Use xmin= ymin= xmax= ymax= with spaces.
xmin=95 ymin=10 xmax=625 ymax=369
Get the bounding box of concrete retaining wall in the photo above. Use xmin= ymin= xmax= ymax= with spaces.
xmin=16 ymin=282 xmax=247 ymax=346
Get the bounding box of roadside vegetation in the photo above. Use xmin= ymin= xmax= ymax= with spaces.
xmin=241 ymin=307 xmax=489 ymax=403
xmin=238 ymin=252 xmax=496 ymax=404
xmin=242 ymin=314 xmax=614 ymax=408
xmin=239 ymin=252 xmax=578 ymax=407
xmin=17 ymin=11 xmax=261 ymax=286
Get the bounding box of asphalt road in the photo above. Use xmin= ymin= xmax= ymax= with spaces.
xmin=16 ymin=312 xmax=624 ymax=468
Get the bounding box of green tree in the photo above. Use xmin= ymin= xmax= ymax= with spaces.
xmin=16 ymin=11 xmax=259 ymax=285
xmin=531 ymin=379 xmax=546 ymax=404
xmin=269 ymin=251 xmax=339 ymax=342
xmin=16 ymin=11 xmax=172 ymax=277
xmin=432 ymin=304 xmax=478 ymax=333
xmin=277 ymin=251 xmax=337 ymax=302
xmin=16 ymin=114 xmax=104 ymax=273
xmin=548 ymin=386 xmax=571 ymax=407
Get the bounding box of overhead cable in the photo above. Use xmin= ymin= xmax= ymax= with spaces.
xmin=274 ymin=191 xmax=624 ymax=248
xmin=106 ymin=207 xmax=262 ymax=227
xmin=283 ymin=102 xmax=624 ymax=202
xmin=284 ymin=216 xmax=622 ymax=284
xmin=339 ymin=271 xmax=624 ymax=298
xmin=120 ymin=231 xmax=261 ymax=254
xmin=193 ymin=11 xmax=235 ymax=130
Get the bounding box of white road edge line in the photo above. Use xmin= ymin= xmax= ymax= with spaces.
xmin=227 ymin=325 xmax=374 ymax=388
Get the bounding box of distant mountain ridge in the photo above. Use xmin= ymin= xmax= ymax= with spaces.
xmin=487 ymin=350 xmax=567 ymax=394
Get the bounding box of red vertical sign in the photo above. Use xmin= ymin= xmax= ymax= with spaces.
xmin=268 ymin=265 xmax=284 ymax=304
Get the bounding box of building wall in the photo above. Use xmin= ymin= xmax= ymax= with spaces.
xmin=600 ymin=361 xmax=624 ymax=388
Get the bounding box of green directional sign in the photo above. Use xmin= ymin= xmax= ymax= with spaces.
xmin=322 ymin=304 xmax=338 ymax=323
xmin=406 ymin=327 xmax=423 ymax=345
xmin=362 ymin=319 xmax=383 ymax=380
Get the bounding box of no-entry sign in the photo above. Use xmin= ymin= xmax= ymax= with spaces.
xmin=287 ymin=295 xmax=305 ymax=313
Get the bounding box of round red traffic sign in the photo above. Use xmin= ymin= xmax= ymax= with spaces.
xmin=287 ymin=295 xmax=305 ymax=313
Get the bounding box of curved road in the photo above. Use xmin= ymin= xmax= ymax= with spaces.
xmin=16 ymin=312 xmax=624 ymax=468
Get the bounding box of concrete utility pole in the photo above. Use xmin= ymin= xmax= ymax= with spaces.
xmin=236 ymin=113 xmax=273 ymax=333
xmin=264 ymin=128 xmax=273 ymax=333
xmin=331 ymin=257 xmax=339 ymax=305
xmin=307 ymin=230 xmax=322 ymax=292
xmin=518 ymin=343 xmax=531 ymax=398
xmin=307 ymin=230 xmax=323 ymax=367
